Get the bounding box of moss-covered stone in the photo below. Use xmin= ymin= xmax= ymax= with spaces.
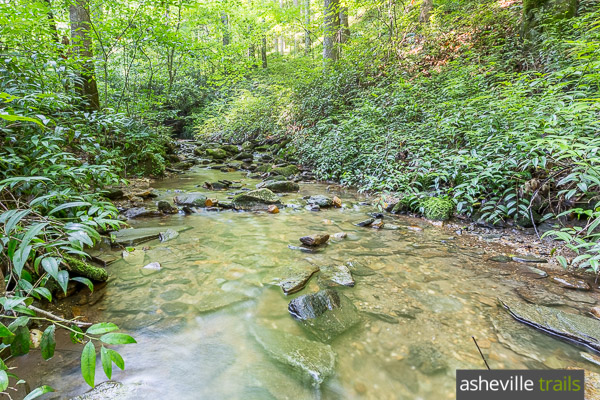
xmin=220 ymin=144 xmax=240 ymax=154
xmin=232 ymin=188 xmax=281 ymax=210
xmin=420 ymin=197 xmax=454 ymax=221
xmin=256 ymin=164 xmax=273 ymax=173
xmin=264 ymin=180 xmax=300 ymax=193
xmin=206 ymin=148 xmax=227 ymax=159
xmin=242 ymin=141 xmax=255 ymax=150
xmin=271 ymin=165 xmax=299 ymax=177
xmin=63 ymin=255 xmax=108 ymax=282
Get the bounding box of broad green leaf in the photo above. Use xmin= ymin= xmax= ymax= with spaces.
xmin=56 ymin=270 xmax=69 ymax=294
xmin=33 ymin=287 xmax=52 ymax=302
xmin=19 ymin=222 xmax=48 ymax=249
xmin=99 ymin=333 xmax=136 ymax=345
xmin=87 ymin=323 xmax=119 ymax=335
xmin=49 ymin=201 xmax=91 ymax=215
xmin=81 ymin=341 xmax=96 ymax=387
xmin=72 ymin=277 xmax=94 ymax=292
xmin=10 ymin=326 xmax=30 ymax=356
xmin=106 ymin=348 xmax=125 ymax=370
xmin=41 ymin=325 xmax=56 ymax=360
xmin=12 ymin=244 xmax=32 ymax=278
xmin=0 ymin=113 xmax=44 ymax=127
xmin=41 ymin=257 xmax=59 ymax=280
xmin=23 ymin=385 xmax=55 ymax=400
xmin=0 ymin=370 xmax=8 ymax=392
xmin=0 ymin=323 xmax=14 ymax=338
xmin=4 ymin=210 xmax=31 ymax=234
xmin=100 ymin=346 xmax=112 ymax=379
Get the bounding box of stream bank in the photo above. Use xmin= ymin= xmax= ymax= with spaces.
xmin=11 ymin=139 xmax=600 ymax=399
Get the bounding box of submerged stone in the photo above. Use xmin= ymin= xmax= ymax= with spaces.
xmin=364 ymin=311 xmax=399 ymax=324
xmin=515 ymin=286 xmax=565 ymax=306
xmin=288 ymin=289 xmax=361 ymax=342
xmin=407 ymin=344 xmax=448 ymax=375
xmin=264 ymin=181 xmax=300 ymax=193
xmin=195 ymin=291 xmax=249 ymax=313
xmin=512 ymin=255 xmax=547 ymax=263
xmin=174 ymin=193 xmax=207 ymax=207
xmin=499 ymin=297 xmax=600 ymax=352
xmin=71 ymin=381 xmax=140 ymax=400
xmin=233 ymin=188 xmax=281 ymax=211
xmin=250 ymin=325 xmax=335 ymax=386
xmin=159 ymin=228 xmax=179 ymax=242
xmin=111 ymin=226 xmax=190 ymax=246
xmin=346 ymin=261 xmax=377 ymax=276
xmin=551 ymin=276 xmax=591 ymax=291
xmin=354 ymin=218 xmax=375 ymax=227
xmin=265 ymin=265 xmax=319 ymax=295
xmin=318 ymin=265 xmax=355 ymax=288
xmin=489 ymin=255 xmax=513 ymax=263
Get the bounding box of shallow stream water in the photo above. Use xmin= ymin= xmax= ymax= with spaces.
xmin=16 ymin=165 xmax=600 ymax=399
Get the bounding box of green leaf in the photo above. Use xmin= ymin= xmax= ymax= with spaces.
xmin=0 ymin=113 xmax=44 ymax=127
xmin=56 ymin=270 xmax=69 ymax=294
xmin=99 ymin=333 xmax=137 ymax=345
xmin=87 ymin=323 xmax=119 ymax=335
xmin=100 ymin=346 xmax=112 ymax=380
xmin=33 ymin=287 xmax=52 ymax=302
xmin=0 ymin=370 xmax=8 ymax=392
xmin=19 ymin=222 xmax=48 ymax=249
xmin=42 ymin=257 xmax=59 ymax=280
xmin=12 ymin=244 xmax=32 ymax=278
xmin=4 ymin=210 xmax=31 ymax=235
xmin=10 ymin=326 xmax=30 ymax=356
xmin=70 ymin=325 xmax=84 ymax=344
xmin=49 ymin=201 xmax=91 ymax=215
xmin=72 ymin=277 xmax=94 ymax=292
xmin=23 ymin=385 xmax=55 ymax=400
xmin=81 ymin=341 xmax=96 ymax=387
xmin=106 ymin=348 xmax=125 ymax=370
xmin=0 ymin=323 xmax=14 ymax=338
xmin=41 ymin=325 xmax=56 ymax=360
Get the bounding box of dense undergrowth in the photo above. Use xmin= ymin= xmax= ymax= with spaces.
xmin=197 ymin=1 xmax=600 ymax=273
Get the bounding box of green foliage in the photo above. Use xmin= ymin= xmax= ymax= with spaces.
xmin=420 ymin=197 xmax=455 ymax=221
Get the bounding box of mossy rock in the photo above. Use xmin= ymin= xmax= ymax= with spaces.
xmin=256 ymin=164 xmax=273 ymax=173
xmin=132 ymin=153 xmax=165 ymax=177
xmin=233 ymin=188 xmax=281 ymax=210
xmin=242 ymin=141 xmax=255 ymax=150
xmin=271 ymin=165 xmax=299 ymax=178
xmin=391 ymin=197 xmax=416 ymax=214
xmin=264 ymin=181 xmax=300 ymax=193
xmin=221 ymin=144 xmax=240 ymax=154
xmin=254 ymin=145 xmax=272 ymax=152
xmin=63 ymin=255 xmax=108 ymax=282
xmin=206 ymin=148 xmax=227 ymax=160
xmin=420 ymin=197 xmax=454 ymax=221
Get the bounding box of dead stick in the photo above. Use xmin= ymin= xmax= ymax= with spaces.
xmin=472 ymin=336 xmax=490 ymax=370
xmin=28 ymin=305 xmax=93 ymax=328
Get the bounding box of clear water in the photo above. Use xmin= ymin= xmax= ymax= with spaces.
xmin=16 ymin=166 xmax=600 ymax=399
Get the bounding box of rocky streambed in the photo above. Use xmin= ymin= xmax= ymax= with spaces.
xmin=12 ymin=141 xmax=600 ymax=399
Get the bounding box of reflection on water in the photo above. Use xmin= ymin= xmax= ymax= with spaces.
xmin=16 ymin=166 xmax=600 ymax=399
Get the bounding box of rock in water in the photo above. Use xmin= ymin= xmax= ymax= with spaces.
xmin=71 ymin=381 xmax=140 ymax=399
xmin=111 ymin=226 xmax=190 ymax=246
xmin=124 ymin=207 xmax=161 ymax=219
xmin=512 ymin=255 xmax=547 ymax=263
xmin=264 ymin=265 xmax=319 ymax=294
xmin=332 ymin=196 xmax=342 ymax=208
xmin=354 ymin=218 xmax=375 ymax=227
xmin=299 ymin=234 xmax=330 ymax=247
xmin=551 ymin=276 xmax=591 ymax=291
xmin=288 ymin=289 xmax=361 ymax=342
xmin=318 ymin=265 xmax=355 ymax=287
xmin=346 ymin=261 xmax=377 ymax=276
xmin=174 ymin=193 xmax=207 ymax=207
xmin=307 ymin=195 xmax=334 ymax=207
xmin=264 ymin=181 xmax=300 ymax=193
xmin=514 ymin=286 xmax=564 ymax=306
xmin=267 ymin=205 xmax=279 ymax=214
xmin=232 ymin=188 xmax=281 ymax=211
xmin=143 ymin=262 xmax=161 ymax=270
xmin=250 ymin=325 xmax=335 ymax=386
xmin=159 ymin=228 xmax=179 ymax=242
xmin=499 ymin=297 xmax=600 ymax=352
xmin=407 ymin=344 xmax=448 ymax=375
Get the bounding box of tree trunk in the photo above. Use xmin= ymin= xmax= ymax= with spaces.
xmin=221 ymin=13 xmax=230 ymax=45
xmin=339 ymin=6 xmax=349 ymax=44
xmin=304 ymin=0 xmax=311 ymax=55
xmin=261 ymin=36 xmax=268 ymax=68
xmin=69 ymin=0 xmax=100 ymax=110
xmin=323 ymin=0 xmax=340 ymax=62
xmin=419 ymin=0 xmax=433 ymax=23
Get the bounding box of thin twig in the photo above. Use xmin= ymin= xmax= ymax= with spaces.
xmin=28 ymin=305 xmax=92 ymax=327
xmin=472 ymin=336 xmax=490 ymax=370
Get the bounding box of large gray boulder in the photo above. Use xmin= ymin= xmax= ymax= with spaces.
xmin=250 ymin=325 xmax=335 ymax=385
xmin=288 ymin=289 xmax=360 ymax=342
xmin=232 ymin=189 xmax=281 ymax=211
xmin=174 ymin=193 xmax=207 ymax=207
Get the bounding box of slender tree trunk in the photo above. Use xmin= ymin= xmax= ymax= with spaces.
xmin=221 ymin=13 xmax=230 ymax=45
xmin=261 ymin=36 xmax=268 ymax=68
xmin=419 ymin=0 xmax=433 ymax=23
xmin=339 ymin=6 xmax=349 ymax=43
xmin=304 ymin=0 xmax=311 ymax=55
xmin=69 ymin=0 xmax=100 ymax=110
xmin=323 ymin=0 xmax=340 ymax=62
